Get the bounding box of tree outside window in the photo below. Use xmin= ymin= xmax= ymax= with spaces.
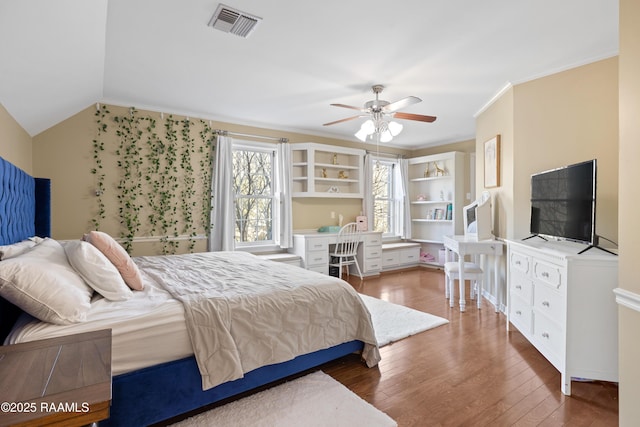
xmin=232 ymin=147 xmax=274 ymax=245
xmin=372 ymin=160 xmax=395 ymax=234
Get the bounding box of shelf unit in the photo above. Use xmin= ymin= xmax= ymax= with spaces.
xmin=291 ymin=143 xmax=364 ymax=198
xmin=408 ymin=152 xmax=465 ymax=266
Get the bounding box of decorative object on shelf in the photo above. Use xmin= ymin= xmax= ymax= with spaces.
xmin=484 ymin=134 xmax=501 ymax=188
xmin=332 ymin=153 xmax=338 ymax=165
xmin=417 ymin=194 xmax=426 ymax=201
xmin=327 ymin=186 xmax=340 ymax=193
xmin=423 ymin=163 xmax=430 ymax=177
xmin=321 ymin=168 xmax=327 ymax=178
xmin=434 ymin=162 xmax=446 ymax=176
xmin=356 ymin=215 xmax=368 ymax=231
xmin=338 ymin=170 xmax=348 ymax=179
xmin=439 ymin=189 xmax=445 ymax=201
xmin=323 ymin=85 xmax=437 ymax=143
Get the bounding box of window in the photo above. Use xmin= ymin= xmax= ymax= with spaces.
xmin=371 ymin=158 xmax=405 ymax=236
xmin=232 ymin=143 xmax=275 ymax=246
xmin=372 ymin=160 xmax=394 ymax=233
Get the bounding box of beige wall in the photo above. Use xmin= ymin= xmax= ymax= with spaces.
xmin=475 ymin=90 xmax=515 ymax=239
xmin=618 ymin=0 xmax=640 ymax=423
xmin=0 ymin=103 xmax=33 ymax=173
xmin=31 ymin=104 xmax=415 ymax=254
xmin=476 ymin=57 xmax=619 ymax=245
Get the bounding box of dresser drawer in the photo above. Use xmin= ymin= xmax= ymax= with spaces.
xmin=532 ymin=311 xmax=564 ymax=366
xmin=533 ymin=281 xmax=564 ymax=321
xmin=510 ymin=273 xmax=533 ymax=304
xmin=510 ymin=251 xmax=530 ymax=274
xmin=509 ymin=294 xmax=532 ymax=335
xmin=533 ymin=260 xmax=562 ymax=289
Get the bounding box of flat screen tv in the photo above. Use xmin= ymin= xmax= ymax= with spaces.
xmin=529 ymin=159 xmax=596 ymax=245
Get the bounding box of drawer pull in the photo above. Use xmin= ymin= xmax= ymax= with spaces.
xmin=541 ymin=272 xmax=550 ymax=278
xmin=515 ymin=260 xmax=521 ymax=265
xmin=515 ymin=285 xmax=522 ymax=290
xmin=542 ymin=301 xmax=550 ymax=307
xmin=515 ymin=310 xmax=522 ymax=315
xmin=542 ymin=332 xmax=550 ymax=339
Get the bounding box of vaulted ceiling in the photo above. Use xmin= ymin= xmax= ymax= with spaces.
xmin=0 ymin=0 xmax=618 ymax=148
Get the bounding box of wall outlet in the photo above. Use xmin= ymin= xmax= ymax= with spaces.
xmin=330 ymin=211 xmax=336 ymax=219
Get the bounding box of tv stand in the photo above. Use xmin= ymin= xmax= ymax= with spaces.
xmin=522 ymin=234 xmax=547 ymax=241
xmin=577 ymin=244 xmax=617 ymax=256
xmin=506 ymin=239 xmax=618 ymax=395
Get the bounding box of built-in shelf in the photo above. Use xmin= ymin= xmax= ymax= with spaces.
xmin=291 ymin=143 xmax=364 ymax=198
xmin=408 ymin=152 xmax=465 ymax=263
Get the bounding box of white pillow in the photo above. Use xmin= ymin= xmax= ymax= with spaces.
xmin=0 ymin=238 xmax=93 ymax=324
xmin=65 ymin=240 xmax=133 ymax=301
xmin=0 ymin=239 xmax=38 ymax=260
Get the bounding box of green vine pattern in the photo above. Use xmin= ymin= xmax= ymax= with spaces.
xmin=91 ymin=105 xmax=214 ymax=254
xmin=198 ymin=121 xmax=214 ymax=235
xmin=91 ymin=104 xmax=109 ymax=229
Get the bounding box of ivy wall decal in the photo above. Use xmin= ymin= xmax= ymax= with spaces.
xmin=91 ymin=104 xmax=214 ymax=254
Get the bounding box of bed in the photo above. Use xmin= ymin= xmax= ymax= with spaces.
xmin=0 ymin=156 xmax=380 ymax=426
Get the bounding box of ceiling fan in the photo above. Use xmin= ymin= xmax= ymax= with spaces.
xmin=323 ymin=84 xmax=437 ymax=142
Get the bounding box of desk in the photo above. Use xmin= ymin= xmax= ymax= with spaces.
xmin=290 ymin=230 xmax=382 ymax=277
xmin=443 ymin=235 xmax=504 ymax=312
xmin=0 ymin=329 xmax=112 ymax=426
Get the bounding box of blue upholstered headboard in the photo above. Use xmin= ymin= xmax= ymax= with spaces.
xmin=0 ymin=156 xmax=51 ymax=341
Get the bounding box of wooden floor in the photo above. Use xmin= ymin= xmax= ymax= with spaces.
xmin=322 ymin=268 xmax=618 ymax=427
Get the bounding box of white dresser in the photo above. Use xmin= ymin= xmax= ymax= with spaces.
xmin=506 ymin=238 xmax=618 ymax=395
xmin=290 ymin=230 xmax=382 ymax=277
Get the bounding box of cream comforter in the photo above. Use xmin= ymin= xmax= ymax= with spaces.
xmin=134 ymin=251 xmax=380 ymax=390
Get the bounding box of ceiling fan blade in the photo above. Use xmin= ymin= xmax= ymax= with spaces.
xmin=383 ymin=96 xmax=422 ymax=113
xmin=330 ymin=103 xmax=367 ymax=112
xmin=392 ymin=112 xmax=437 ymax=123
xmin=323 ymin=115 xmax=363 ymax=126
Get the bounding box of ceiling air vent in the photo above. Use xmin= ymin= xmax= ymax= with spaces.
xmin=208 ymin=4 xmax=262 ymax=38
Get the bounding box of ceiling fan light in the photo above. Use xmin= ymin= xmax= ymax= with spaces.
xmin=355 ymin=129 xmax=369 ymax=142
xmin=380 ymin=130 xmax=393 ymax=143
xmin=361 ymin=119 xmax=375 ymax=134
xmin=388 ymin=121 xmax=403 ymax=136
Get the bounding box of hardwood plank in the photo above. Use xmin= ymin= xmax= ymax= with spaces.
xmin=322 ymin=269 xmax=618 ymax=426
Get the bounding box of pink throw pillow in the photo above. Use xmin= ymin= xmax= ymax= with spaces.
xmin=83 ymin=231 xmax=144 ymax=290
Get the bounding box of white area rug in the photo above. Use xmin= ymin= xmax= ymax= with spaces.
xmin=171 ymin=371 xmax=396 ymax=427
xmin=359 ymin=294 xmax=449 ymax=346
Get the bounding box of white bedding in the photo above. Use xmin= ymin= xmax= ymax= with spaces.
xmin=7 ymin=251 xmax=380 ymax=387
xmin=135 ymin=251 xmax=380 ymax=390
xmin=5 ymin=270 xmax=193 ymax=375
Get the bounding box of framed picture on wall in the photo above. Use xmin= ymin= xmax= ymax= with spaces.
xmin=484 ymin=135 xmax=500 ymax=188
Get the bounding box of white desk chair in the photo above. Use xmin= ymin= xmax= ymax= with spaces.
xmin=444 ymin=261 xmax=484 ymax=309
xmin=329 ymin=222 xmax=363 ymax=280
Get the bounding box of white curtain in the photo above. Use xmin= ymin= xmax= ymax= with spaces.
xmin=275 ymin=142 xmax=293 ymax=248
xmin=362 ymin=153 xmax=374 ymax=231
xmin=398 ymin=158 xmax=412 ymax=239
xmin=209 ymin=134 xmax=235 ymax=251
